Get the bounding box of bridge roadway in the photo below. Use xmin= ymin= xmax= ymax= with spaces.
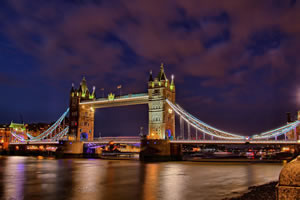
xmin=79 ymin=93 xmax=149 ymax=108
xmin=9 ymin=138 xmax=300 ymax=145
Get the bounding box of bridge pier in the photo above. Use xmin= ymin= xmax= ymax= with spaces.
xmin=56 ymin=141 xmax=84 ymax=158
xmin=140 ymin=139 xmax=182 ymax=161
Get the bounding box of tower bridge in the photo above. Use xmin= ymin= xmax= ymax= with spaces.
xmin=4 ymin=63 xmax=300 ymax=160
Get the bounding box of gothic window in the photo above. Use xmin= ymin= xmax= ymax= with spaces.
xmin=72 ymin=112 xmax=77 ymax=117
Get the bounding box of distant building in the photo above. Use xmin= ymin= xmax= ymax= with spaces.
xmin=0 ymin=124 xmax=11 ymax=149
xmin=9 ymin=122 xmax=27 ymax=142
xmin=26 ymin=123 xmax=52 ymax=138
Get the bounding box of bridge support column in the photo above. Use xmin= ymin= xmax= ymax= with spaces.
xmin=195 ymin=129 xmax=198 ymax=140
xmin=187 ymin=123 xmax=191 ymax=140
xmin=203 ymin=132 xmax=205 ymax=140
xmin=294 ymin=128 xmax=297 ymax=140
xmin=180 ymin=116 xmax=184 ymax=140
xmin=285 ymin=133 xmax=287 ymax=141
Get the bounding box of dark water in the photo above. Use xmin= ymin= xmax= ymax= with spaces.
xmin=0 ymin=156 xmax=283 ymax=200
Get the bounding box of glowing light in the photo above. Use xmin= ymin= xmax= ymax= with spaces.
xmin=108 ymin=93 xmax=115 ymax=101
xmin=166 ymin=100 xmax=245 ymax=140
xmin=11 ymin=109 xmax=69 ymax=142
xmin=170 ymin=85 xmax=174 ymax=91
xmin=168 ymin=108 xmax=173 ymax=114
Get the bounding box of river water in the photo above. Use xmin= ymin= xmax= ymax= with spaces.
xmin=0 ymin=156 xmax=283 ymax=200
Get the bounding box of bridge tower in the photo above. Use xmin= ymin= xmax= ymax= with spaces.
xmin=147 ymin=63 xmax=176 ymax=139
xmin=69 ymin=77 xmax=96 ymax=141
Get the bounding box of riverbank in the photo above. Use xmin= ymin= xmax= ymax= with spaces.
xmin=225 ymin=181 xmax=277 ymax=200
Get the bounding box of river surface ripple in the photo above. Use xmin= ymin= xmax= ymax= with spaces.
xmin=0 ymin=156 xmax=283 ymax=200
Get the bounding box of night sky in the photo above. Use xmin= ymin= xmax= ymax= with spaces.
xmin=0 ymin=0 xmax=299 ymax=137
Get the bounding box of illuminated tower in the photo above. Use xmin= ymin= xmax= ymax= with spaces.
xmin=148 ymin=63 xmax=176 ymax=139
xmin=69 ymin=77 xmax=96 ymax=141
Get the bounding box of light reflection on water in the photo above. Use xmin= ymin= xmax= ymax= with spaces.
xmin=0 ymin=156 xmax=282 ymax=200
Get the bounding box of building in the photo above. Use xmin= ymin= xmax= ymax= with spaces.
xmin=69 ymin=77 xmax=96 ymax=141
xmin=0 ymin=124 xmax=11 ymax=150
xmin=147 ymin=63 xmax=176 ymax=139
xmin=26 ymin=123 xmax=52 ymax=138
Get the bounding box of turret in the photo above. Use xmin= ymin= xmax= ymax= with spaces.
xmin=70 ymin=83 xmax=75 ymax=97
xmin=148 ymin=70 xmax=154 ymax=88
xmin=89 ymin=86 xmax=96 ymax=99
xmin=157 ymin=63 xmax=167 ymax=81
xmin=170 ymin=74 xmax=175 ymax=91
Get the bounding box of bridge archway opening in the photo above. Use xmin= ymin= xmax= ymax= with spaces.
xmin=166 ymin=129 xmax=173 ymax=140
xmin=80 ymin=132 xmax=89 ymax=141
xmin=94 ymin=105 xmax=148 ymax=138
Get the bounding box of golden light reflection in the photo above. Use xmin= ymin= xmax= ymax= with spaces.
xmin=161 ymin=164 xmax=185 ymax=200
xmin=143 ymin=164 xmax=160 ymax=200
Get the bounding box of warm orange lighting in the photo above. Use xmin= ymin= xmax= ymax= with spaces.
xmin=282 ymin=147 xmax=290 ymax=152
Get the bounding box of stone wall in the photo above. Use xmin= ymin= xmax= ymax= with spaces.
xmin=276 ymin=156 xmax=300 ymax=200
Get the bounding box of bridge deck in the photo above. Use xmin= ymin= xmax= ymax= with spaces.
xmin=170 ymin=140 xmax=300 ymax=145
xmin=9 ymin=139 xmax=300 ymax=145
xmin=80 ymin=93 xmax=149 ymax=108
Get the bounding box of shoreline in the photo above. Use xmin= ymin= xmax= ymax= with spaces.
xmin=0 ymin=153 xmax=289 ymax=163
xmin=224 ymin=181 xmax=277 ymax=200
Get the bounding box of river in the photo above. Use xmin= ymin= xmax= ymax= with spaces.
xmin=0 ymin=156 xmax=283 ymax=200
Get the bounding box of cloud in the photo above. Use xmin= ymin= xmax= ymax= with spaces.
xmin=1 ymin=0 xmax=300 ymax=134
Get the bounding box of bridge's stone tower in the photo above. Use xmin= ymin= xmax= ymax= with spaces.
xmin=69 ymin=77 xmax=96 ymax=141
xmin=148 ymin=64 xmax=176 ymax=139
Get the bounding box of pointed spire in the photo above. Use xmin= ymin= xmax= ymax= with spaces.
xmin=170 ymin=74 xmax=175 ymax=91
xmin=149 ymin=70 xmax=154 ymax=82
xmin=91 ymin=86 xmax=96 ymax=99
xmin=80 ymin=76 xmax=89 ymax=95
xmin=160 ymin=62 xmax=164 ymax=71
xmin=70 ymin=83 xmax=75 ymax=93
xmin=157 ymin=62 xmax=167 ymax=81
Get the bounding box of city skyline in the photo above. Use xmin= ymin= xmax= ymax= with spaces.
xmin=1 ymin=0 xmax=300 ymax=136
